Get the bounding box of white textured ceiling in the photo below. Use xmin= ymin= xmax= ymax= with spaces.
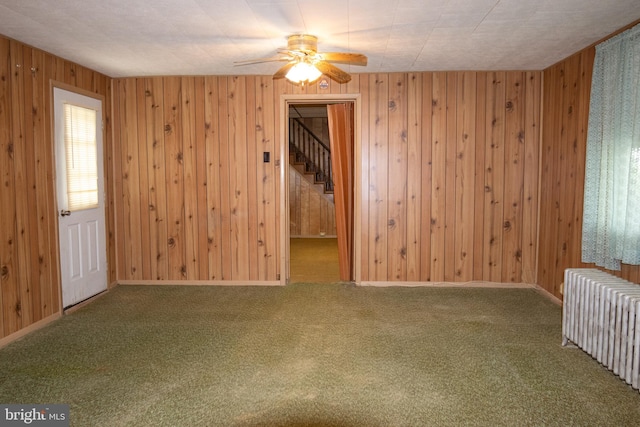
xmin=0 ymin=0 xmax=639 ymax=78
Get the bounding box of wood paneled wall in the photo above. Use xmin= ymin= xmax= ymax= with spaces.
xmin=112 ymin=76 xmax=281 ymax=281
xmin=360 ymin=72 xmax=540 ymax=283
xmin=289 ymin=167 xmax=336 ymax=237
xmin=538 ymin=40 xmax=640 ymax=298
xmin=112 ymin=71 xmax=541 ymax=285
xmin=0 ymin=35 xmax=111 ymax=340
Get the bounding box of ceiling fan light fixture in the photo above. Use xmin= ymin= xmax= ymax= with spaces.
xmin=236 ymin=33 xmax=365 ymax=85
xmin=285 ymin=61 xmax=322 ymax=85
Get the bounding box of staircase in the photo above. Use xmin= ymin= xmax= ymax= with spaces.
xmin=289 ymin=118 xmax=334 ymax=200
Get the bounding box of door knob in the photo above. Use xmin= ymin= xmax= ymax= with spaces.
xmin=60 ymin=210 xmax=71 ymax=217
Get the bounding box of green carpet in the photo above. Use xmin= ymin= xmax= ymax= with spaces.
xmin=1 ymin=284 xmax=640 ymax=426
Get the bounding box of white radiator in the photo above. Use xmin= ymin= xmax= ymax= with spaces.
xmin=562 ymin=268 xmax=640 ymax=391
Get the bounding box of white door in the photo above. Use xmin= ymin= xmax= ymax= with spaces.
xmin=54 ymin=88 xmax=108 ymax=308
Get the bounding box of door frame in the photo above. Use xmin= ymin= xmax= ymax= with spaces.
xmin=279 ymin=94 xmax=361 ymax=285
xmin=51 ymin=81 xmax=108 ymax=311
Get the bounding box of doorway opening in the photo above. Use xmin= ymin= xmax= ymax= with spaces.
xmin=281 ymin=94 xmax=360 ymax=285
xmin=288 ymin=103 xmax=339 ymax=283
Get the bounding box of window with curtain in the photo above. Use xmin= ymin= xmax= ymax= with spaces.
xmin=64 ymin=103 xmax=99 ymax=211
xmin=582 ymin=23 xmax=640 ymax=271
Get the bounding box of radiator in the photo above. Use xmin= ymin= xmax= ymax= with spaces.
xmin=562 ymin=268 xmax=640 ymax=391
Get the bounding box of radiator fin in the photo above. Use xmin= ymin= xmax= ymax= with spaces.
xmin=563 ymin=268 xmax=640 ymax=391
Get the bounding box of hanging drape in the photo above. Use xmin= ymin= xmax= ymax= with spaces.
xmin=582 ymin=23 xmax=640 ymax=271
xmin=327 ymin=103 xmax=354 ymax=281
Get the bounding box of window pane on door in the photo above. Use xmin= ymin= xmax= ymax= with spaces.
xmin=64 ymin=103 xmax=98 ymax=211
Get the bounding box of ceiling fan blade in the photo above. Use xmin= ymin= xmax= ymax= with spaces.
xmin=273 ymin=62 xmax=296 ymax=79
xmin=319 ymin=52 xmax=368 ymax=66
xmin=314 ymin=61 xmax=352 ymax=84
xmin=234 ymin=56 xmax=290 ymax=66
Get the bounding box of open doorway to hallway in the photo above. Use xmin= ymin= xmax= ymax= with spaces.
xmin=288 ymin=103 xmax=340 ymax=283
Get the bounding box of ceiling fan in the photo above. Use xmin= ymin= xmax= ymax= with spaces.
xmin=235 ymin=34 xmax=367 ymax=85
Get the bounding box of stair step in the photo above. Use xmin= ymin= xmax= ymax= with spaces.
xmin=289 ymin=147 xmax=333 ymax=197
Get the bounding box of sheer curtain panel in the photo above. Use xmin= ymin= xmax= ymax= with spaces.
xmin=582 ymin=23 xmax=640 ymax=271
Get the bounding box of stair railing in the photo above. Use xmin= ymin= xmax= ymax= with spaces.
xmin=289 ymin=118 xmax=334 ymax=192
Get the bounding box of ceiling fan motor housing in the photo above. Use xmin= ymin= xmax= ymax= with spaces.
xmin=287 ymin=34 xmax=318 ymax=54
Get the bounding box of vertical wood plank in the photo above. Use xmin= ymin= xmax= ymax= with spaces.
xmin=298 ymin=173 xmax=303 ymax=237
xmin=37 ymin=49 xmax=59 ymax=316
xmin=387 ymin=73 xmax=408 ymax=281
xmin=227 ymin=76 xmax=249 ymax=280
xmin=245 ymin=77 xmax=259 ymax=280
xmin=103 ymin=77 xmax=117 ymax=287
xmin=359 ymin=74 xmax=370 ymax=281
xmin=309 ymin=191 xmax=321 ymax=235
xmin=484 ymin=72 xmax=506 ymax=282
xmin=502 ymin=72 xmax=525 ymax=283
xmin=368 ymin=74 xmax=389 ymax=281
xmin=144 ymin=77 xmax=168 ymax=280
xmin=430 ymin=72 xmax=447 ymax=282
xmin=473 ymin=73 xmax=487 ymax=280
xmin=194 ymin=76 xmax=209 ymax=281
xmin=571 ymin=51 xmax=594 ymax=271
xmin=11 ymin=41 xmax=32 ymax=327
xmin=444 ymin=73 xmax=458 ymax=281
xmin=22 ymin=45 xmax=42 ymax=322
xmin=454 ymin=72 xmax=476 ymax=281
xmin=30 ymin=47 xmax=48 ymax=320
xmin=406 ymin=73 xmax=422 ymax=281
xmin=123 ymin=78 xmax=143 ymax=279
xmin=163 ymin=77 xmax=186 ymax=280
xmin=538 ymin=68 xmax=552 ymax=289
xmin=63 ymin=62 xmax=77 ymax=87
xmin=135 ymin=78 xmax=151 ymax=280
xmin=522 ymin=72 xmax=541 ymax=284
xmin=181 ymin=77 xmax=199 ymax=280
xmin=289 ymin=169 xmax=298 ymax=236
xmin=301 ymin=178 xmax=309 ymax=235
xmin=204 ymin=76 xmax=222 ymax=279
xmin=111 ymin=80 xmax=126 ymax=281
xmin=319 ymin=193 xmax=327 ymax=236
xmin=420 ymin=73 xmax=433 ymax=281
xmin=217 ymin=77 xmax=232 ymax=279
xmin=256 ymin=76 xmax=277 ymax=279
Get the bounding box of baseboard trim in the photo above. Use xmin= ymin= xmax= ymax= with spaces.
xmin=117 ymin=280 xmax=284 ymax=287
xmin=290 ymin=235 xmax=338 ymax=238
xmin=358 ymin=280 xmax=538 ymax=288
xmin=0 ymin=313 xmax=62 ymax=349
xmin=533 ymin=285 xmax=563 ymax=305
xmin=116 ymin=279 xmax=545 ymax=292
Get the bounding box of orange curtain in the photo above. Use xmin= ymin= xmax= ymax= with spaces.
xmin=327 ymin=103 xmax=354 ymax=281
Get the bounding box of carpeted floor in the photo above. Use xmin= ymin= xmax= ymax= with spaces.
xmin=290 ymin=238 xmax=340 ymax=283
xmin=1 ymin=284 xmax=640 ymax=426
